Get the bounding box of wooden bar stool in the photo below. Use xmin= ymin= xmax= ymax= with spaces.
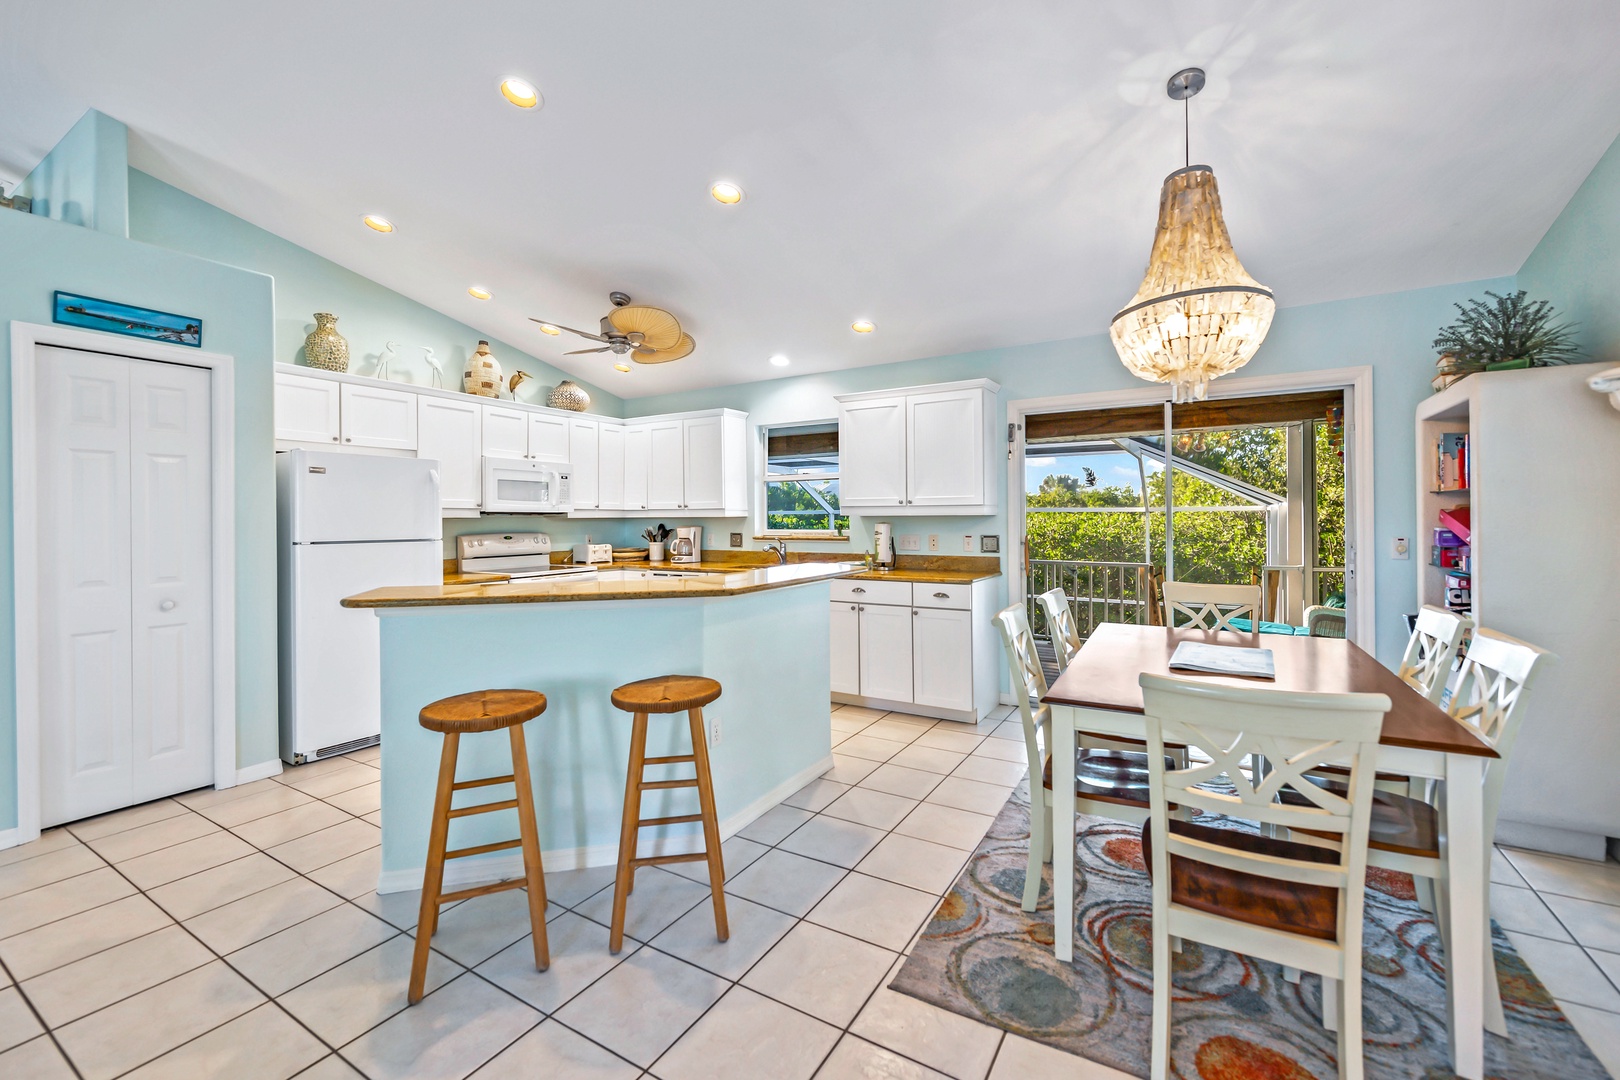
xmin=608 ymin=675 xmax=727 ymax=954
xmin=409 ymin=688 xmax=550 ymax=1004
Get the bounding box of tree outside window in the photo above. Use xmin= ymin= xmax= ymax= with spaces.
xmin=764 ymin=424 xmax=850 ymax=534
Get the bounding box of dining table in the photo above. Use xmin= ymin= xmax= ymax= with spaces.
xmin=1040 ymin=622 xmax=1499 ymax=1080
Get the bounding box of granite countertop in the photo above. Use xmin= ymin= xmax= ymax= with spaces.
xmin=344 ymin=560 xmax=864 ymax=608
xmin=844 ymin=567 xmax=1001 ymax=585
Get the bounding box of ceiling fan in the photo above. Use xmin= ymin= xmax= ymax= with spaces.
xmin=529 ymin=291 xmax=695 ymax=364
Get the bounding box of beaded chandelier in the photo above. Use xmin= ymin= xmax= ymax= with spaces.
xmin=1110 ymin=69 xmax=1274 ymax=403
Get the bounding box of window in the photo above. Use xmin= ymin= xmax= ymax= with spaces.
xmin=763 ymin=423 xmax=849 ymax=535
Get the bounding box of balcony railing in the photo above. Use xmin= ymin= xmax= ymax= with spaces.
xmin=1026 ymin=559 xmax=1155 ymax=642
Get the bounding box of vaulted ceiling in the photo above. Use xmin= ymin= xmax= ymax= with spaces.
xmin=5 ymin=1 xmax=1619 ymax=396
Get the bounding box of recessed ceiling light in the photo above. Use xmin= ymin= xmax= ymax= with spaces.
xmin=851 ymin=319 xmax=876 ymax=333
xmin=537 ymin=323 xmax=561 ymax=335
xmin=500 ymin=77 xmax=541 ymax=109
xmin=467 ymin=286 xmax=492 ymax=300
xmin=362 ymin=214 xmax=394 ymax=233
xmin=710 ymin=181 xmax=744 ymax=205
xmin=614 ymin=363 xmax=631 ymax=373
xmin=770 ymin=354 xmax=790 ymax=367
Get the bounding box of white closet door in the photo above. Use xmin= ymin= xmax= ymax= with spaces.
xmin=38 ymin=348 xmax=137 ymax=824
xmin=128 ymin=360 xmax=215 ymax=803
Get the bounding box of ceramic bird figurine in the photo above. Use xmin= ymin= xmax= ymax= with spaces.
xmin=376 ymin=341 xmax=401 ymax=381
xmin=509 ymin=371 xmax=530 ymax=397
xmin=420 ymin=346 xmax=443 ymax=388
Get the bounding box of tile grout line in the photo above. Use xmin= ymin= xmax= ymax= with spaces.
xmin=0 ymin=949 xmax=88 ymax=1080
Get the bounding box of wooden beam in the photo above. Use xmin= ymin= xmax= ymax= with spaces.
xmin=1026 ymin=390 xmax=1343 ymax=443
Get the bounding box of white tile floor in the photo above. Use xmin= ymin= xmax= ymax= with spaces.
xmin=1 ymin=710 xmax=1618 ymax=1078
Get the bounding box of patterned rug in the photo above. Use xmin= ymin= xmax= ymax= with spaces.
xmin=891 ymin=787 xmax=1611 ymax=1080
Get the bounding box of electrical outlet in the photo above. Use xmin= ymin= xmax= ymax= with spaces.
xmin=928 ymin=534 xmax=940 ymax=552
xmin=981 ymin=535 xmax=1000 ymax=553
xmin=710 ymin=715 xmax=721 ymax=745
xmin=1392 ymin=536 xmax=1410 ymax=560
xmin=897 ymin=534 xmax=921 ymax=552
xmin=729 ymin=532 xmax=743 ymax=548
xmin=962 ymin=535 xmax=973 ymax=552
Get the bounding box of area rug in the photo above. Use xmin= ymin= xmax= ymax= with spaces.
xmin=891 ymin=788 xmax=1611 ymax=1079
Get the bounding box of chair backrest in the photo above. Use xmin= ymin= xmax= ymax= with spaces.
xmin=1446 ymin=628 xmax=1551 ymax=833
xmin=1035 ymin=588 xmax=1083 ymax=672
xmin=994 ymin=604 xmax=1050 ymax=784
xmin=1139 ymin=673 xmax=1390 ymax=946
xmin=1161 ymin=581 xmax=1262 ymax=632
xmin=1397 ymin=605 xmax=1473 ymax=704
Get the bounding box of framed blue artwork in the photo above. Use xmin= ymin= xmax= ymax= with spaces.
xmin=52 ymin=291 xmax=202 ymax=347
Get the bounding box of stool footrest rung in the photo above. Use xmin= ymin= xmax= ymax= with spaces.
xmin=453 ymin=774 xmax=514 ymax=791
xmin=638 ymin=813 xmax=703 ymax=827
xmin=640 ymin=778 xmax=699 ymax=790
xmin=446 ymin=838 xmax=523 ymax=860
xmin=631 ymin=851 xmax=709 ymax=870
xmin=438 ymin=877 xmax=527 ymax=904
xmin=642 ymin=754 xmax=696 ymax=766
xmin=447 ymin=798 xmax=519 ymax=818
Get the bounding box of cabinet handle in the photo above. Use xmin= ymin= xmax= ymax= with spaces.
xmin=851 ymin=587 xmax=866 ymax=593
xmin=849 ymin=604 xmax=857 ymax=611
xmin=933 ymin=591 xmax=949 ymax=598
xmin=858 ymin=605 xmax=864 ymax=611
xmin=912 ymin=609 xmax=918 ymax=616
xmin=344 ymin=437 xmax=352 ymax=443
xmin=331 ymin=436 xmax=339 ymax=442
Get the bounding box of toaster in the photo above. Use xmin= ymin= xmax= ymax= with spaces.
xmin=572 ymin=542 xmax=614 ymax=565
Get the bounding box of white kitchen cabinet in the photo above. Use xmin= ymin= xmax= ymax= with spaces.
xmin=339 ymin=383 xmax=417 ymax=450
xmin=417 ymin=396 xmax=483 ymax=509
xmin=834 ymin=379 xmax=999 ymax=514
xmin=275 ymin=372 xmax=341 ymax=445
xmin=529 ymin=413 xmax=571 ymax=463
xmin=647 ymin=420 xmax=685 ymax=509
xmin=569 ymin=418 xmax=600 ymax=510
xmin=830 ymin=601 xmax=861 ymax=696
xmin=598 ymin=423 xmax=626 ymax=511
xmin=482 ymin=405 xmax=529 ymax=459
xmin=911 ymin=606 xmax=975 ymax=711
xmin=624 ymin=424 xmax=651 ymax=512
xmin=857 ymin=603 xmax=914 ymax=704
xmin=682 ymin=415 xmax=725 ymax=510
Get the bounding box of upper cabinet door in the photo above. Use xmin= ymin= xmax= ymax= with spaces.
xmin=482 ymin=405 xmax=529 ymax=459
xmin=597 ymin=424 xmax=626 ymax=511
xmin=339 ymin=383 xmax=417 ymax=450
xmin=275 ymin=372 xmax=341 ymax=444
xmin=906 ymin=388 xmax=984 ymax=505
xmin=647 ymin=420 xmax=685 ymax=509
xmin=624 ymin=424 xmax=651 ymax=511
xmin=682 ymin=416 xmax=725 ymax=510
xmin=569 ymin=418 xmax=600 ymax=509
xmin=528 ymin=413 xmax=571 ymax=463
xmin=839 ymin=397 xmax=908 ymax=507
xmin=417 ymin=396 xmax=483 ymax=509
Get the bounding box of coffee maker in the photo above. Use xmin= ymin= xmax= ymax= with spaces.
xmin=872 ymin=522 xmax=895 ymax=570
xmin=670 ymin=526 xmax=703 ymax=564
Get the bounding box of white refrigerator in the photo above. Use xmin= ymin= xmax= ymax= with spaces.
xmin=277 ymin=449 xmax=442 ymax=763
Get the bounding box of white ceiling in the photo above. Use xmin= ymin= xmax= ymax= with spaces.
xmin=5 ymin=1 xmax=1620 ymax=397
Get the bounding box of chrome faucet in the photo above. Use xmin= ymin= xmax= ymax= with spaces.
xmin=767 ymin=538 xmax=789 ymax=565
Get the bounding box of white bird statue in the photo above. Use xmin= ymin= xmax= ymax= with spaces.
xmin=375 ymin=341 xmax=401 ymax=381
xmin=1588 ymin=366 xmax=1620 ymax=413
xmin=420 ymin=346 xmax=444 ymax=388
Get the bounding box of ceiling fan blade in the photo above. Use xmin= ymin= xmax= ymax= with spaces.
xmin=529 ymin=318 xmax=608 ymax=342
xmin=564 ymin=347 xmax=612 ymax=355
xmin=632 ymin=332 xmax=695 ymax=365
xmin=608 ymin=305 xmax=683 ymax=351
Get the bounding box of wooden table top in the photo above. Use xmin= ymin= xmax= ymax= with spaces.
xmin=1042 ymin=623 xmax=1497 ymax=759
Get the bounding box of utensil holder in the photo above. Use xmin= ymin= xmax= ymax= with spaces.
xmin=648 ymin=542 xmax=665 ymax=562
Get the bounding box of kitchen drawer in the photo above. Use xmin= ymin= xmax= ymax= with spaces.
xmin=910 ymin=582 xmax=971 ymax=610
xmin=831 ymin=578 xmax=911 ymax=606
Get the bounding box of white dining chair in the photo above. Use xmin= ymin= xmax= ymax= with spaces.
xmin=1397 ymin=605 xmax=1474 ymax=705
xmin=1036 ymin=587 xmax=1083 ymax=672
xmin=1139 ymin=673 xmax=1390 ymax=1080
xmin=1160 ymin=581 xmax=1262 ymax=632
xmin=995 ymin=604 xmax=1162 ymax=912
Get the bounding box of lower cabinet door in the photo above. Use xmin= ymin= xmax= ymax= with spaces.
xmin=858 ymin=603 xmax=914 ymax=704
xmin=911 ymin=606 xmax=974 ymax=711
xmin=830 ymin=602 xmax=861 ymax=696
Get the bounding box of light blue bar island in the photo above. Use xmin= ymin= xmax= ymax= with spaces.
xmin=343 ymin=563 xmax=854 ymax=892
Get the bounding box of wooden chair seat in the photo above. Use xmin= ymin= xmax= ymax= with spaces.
xmin=610 ymin=675 xmax=721 ymax=715
xmin=419 ymin=689 xmax=546 ymax=733
xmin=1141 ymin=818 xmax=1343 ymax=941
xmin=1285 ymin=784 xmax=1441 ymax=860
xmin=1307 ymin=761 xmax=1413 ymax=786
xmin=1043 ymin=750 xmax=1173 ymax=807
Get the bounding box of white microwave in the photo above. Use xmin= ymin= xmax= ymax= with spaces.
xmin=481 ymin=458 xmax=573 ymax=514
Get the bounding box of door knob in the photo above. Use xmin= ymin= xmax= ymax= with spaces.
xmin=160 ymin=600 xmax=177 ymax=611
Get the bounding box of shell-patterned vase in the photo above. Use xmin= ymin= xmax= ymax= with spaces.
xmin=463 ymin=340 xmax=503 ymax=398
xmin=303 ymin=313 xmax=350 ymax=372
xmin=547 ymin=380 xmax=590 ymax=412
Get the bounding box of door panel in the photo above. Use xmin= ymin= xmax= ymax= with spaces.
xmin=830 ymin=602 xmax=861 ymax=695
xmin=417 ymin=396 xmax=482 ymax=509
xmin=339 ymin=383 xmax=417 ymax=450
xmin=624 ymin=424 xmax=651 ymax=511
xmin=482 ymin=405 xmax=529 ymax=459
xmin=858 ymin=603 xmax=913 ymax=703
xmin=528 ymin=413 xmax=571 ymax=462
xmin=907 ymin=389 xmax=983 ymax=505
xmin=682 ymin=416 xmax=724 ymax=510
xmin=911 ymin=607 xmax=974 ymax=711
xmin=569 ymin=418 xmax=600 ymax=509
xmin=598 ymin=424 xmax=626 ymax=510
xmin=274 ymin=373 xmax=340 ymax=444
xmin=838 ymin=398 xmax=907 ymax=506
xmin=647 ymin=421 xmax=685 ymax=508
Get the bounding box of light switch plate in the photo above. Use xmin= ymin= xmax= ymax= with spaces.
xmin=897 ymin=534 xmax=921 ymax=552
xmin=1392 ymin=536 xmax=1410 ymax=560
xmin=962 ymin=535 xmax=974 ymax=552
xmin=730 ymin=532 xmax=743 ymax=547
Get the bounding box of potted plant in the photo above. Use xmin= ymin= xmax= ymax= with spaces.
xmin=1430 ymin=290 xmax=1581 ymax=391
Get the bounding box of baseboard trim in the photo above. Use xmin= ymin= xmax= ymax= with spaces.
xmin=236 ymin=759 xmax=284 ymax=786
xmin=1494 ymin=819 xmax=1609 ymax=861
xmin=0 ymin=828 xmax=20 ymax=852
xmin=376 ymin=754 xmax=835 ymax=894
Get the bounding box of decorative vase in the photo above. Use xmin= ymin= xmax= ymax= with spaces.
xmin=303 ymin=313 xmax=350 ymax=372
xmin=463 ymin=341 xmax=503 ymax=398
xmin=547 ymin=380 xmax=591 ymax=412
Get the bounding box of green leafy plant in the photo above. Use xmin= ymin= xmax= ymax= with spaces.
xmin=1432 ymin=290 xmax=1581 ymax=369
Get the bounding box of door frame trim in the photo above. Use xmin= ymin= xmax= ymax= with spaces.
xmin=10 ymin=321 xmax=237 ymax=843
xmin=1005 ymin=365 xmax=1375 ymax=653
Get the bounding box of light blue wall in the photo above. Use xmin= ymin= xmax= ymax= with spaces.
xmin=1518 ymin=130 xmax=1620 ymax=365
xmin=626 ymin=278 xmax=1515 ymax=666
xmin=0 ymin=208 xmax=278 ymax=828
xmin=18 ymin=110 xmax=129 ymax=236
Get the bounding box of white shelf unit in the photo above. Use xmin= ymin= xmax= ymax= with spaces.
xmin=1415 ymin=366 xmax=1620 ymax=858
